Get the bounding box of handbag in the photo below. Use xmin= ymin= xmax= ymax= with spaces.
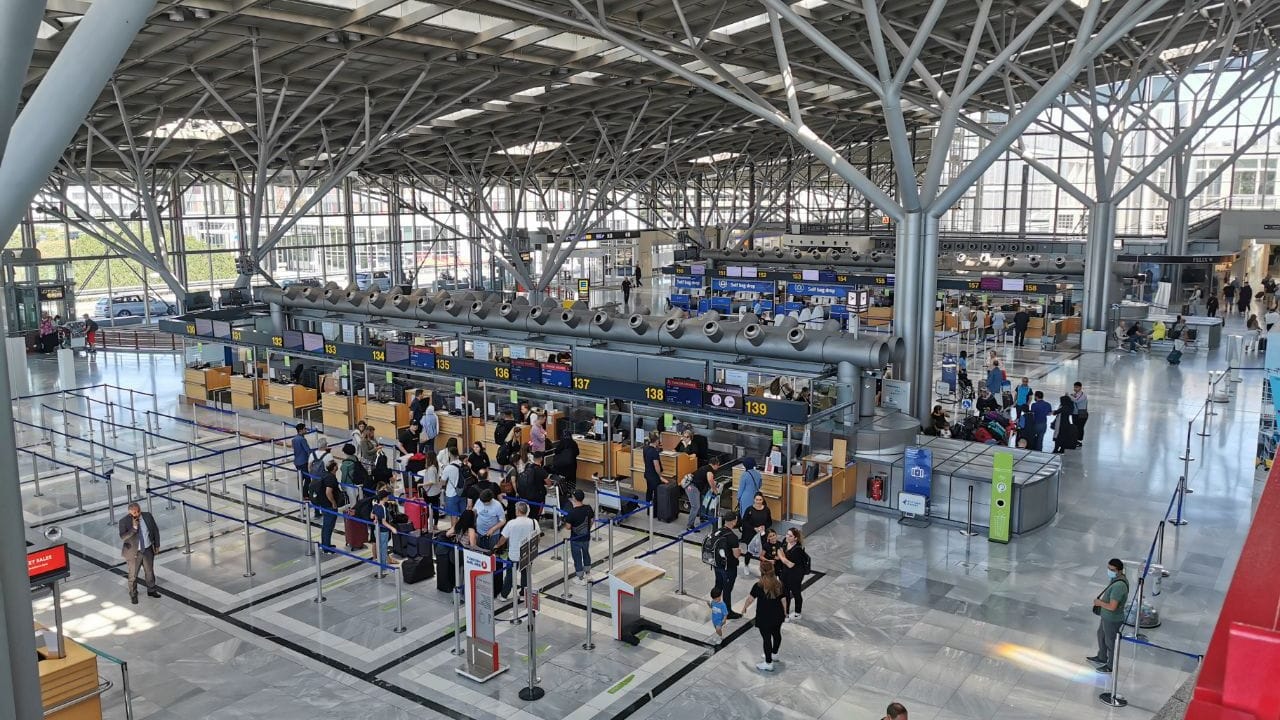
xmin=746 ymin=532 xmax=762 ymax=558
xmin=679 ymin=473 xmax=693 ymax=489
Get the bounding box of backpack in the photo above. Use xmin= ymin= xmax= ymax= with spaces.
xmin=496 ymin=438 xmax=521 ymax=467
xmin=702 ymin=528 xmax=736 ymax=569
xmin=352 ymin=495 xmax=376 ymax=523
xmin=308 ymin=451 xmax=327 ymax=482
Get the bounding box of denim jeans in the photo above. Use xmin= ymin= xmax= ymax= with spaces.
xmin=684 ymin=485 xmax=702 ymax=528
xmin=570 ymin=538 xmax=591 ymax=576
xmin=377 ymin=529 xmax=391 ymax=565
xmin=320 ymin=510 xmax=337 ymax=549
xmin=444 ymin=494 xmax=465 ymax=520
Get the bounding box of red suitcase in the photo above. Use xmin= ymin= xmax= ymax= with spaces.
xmin=405 ymin=494 xmax=430 ymax=531
xmin=344 ymin=513 xmax=368 ymax=550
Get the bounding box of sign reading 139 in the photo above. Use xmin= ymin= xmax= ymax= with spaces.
xmin=744 ymin=399 xmax=768 ymax=417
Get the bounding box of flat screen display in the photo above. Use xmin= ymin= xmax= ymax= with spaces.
xmin=979 ymin=277 xmax=1003 ymax=291
xmin=802 ymin=269 xmax=820 ymax=281
xmin=410 ymin=346 xmax=436 ymax=369
xmin=704 ymin=383 xmax=744 ymax=413
xmin=726 ymin=266 xmax=742 ymax=277
xmin=302 ymin=332 xmax=324 ymax=352
xmin=195 ymin=319 xmax=213 ymax=335
xmin=384 ymin=342 xmax=409 ymax=363
xmin=665 ymin=377 xmax=704 ymax=407
xmin=1003 ymin=278 xmax=1025 ymax=292
xmin=211 ymin=320 xmax=231 ymax=339
xmin=282 ymin=330 xmax=303 ymax=349
xmin=541 ymin=362 xmax=572 ymax=388
xmin=511 ymin=358 xmax=542 ymax=384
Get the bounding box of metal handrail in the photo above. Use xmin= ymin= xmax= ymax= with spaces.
xmin=77 ymin=640 xmax=135 ymax=720
xmin=42 ymin=680 xmax=114 ymax=718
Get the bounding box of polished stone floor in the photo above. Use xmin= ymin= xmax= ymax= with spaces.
xmin=16 ymin=312 xmax=1264 ymax=720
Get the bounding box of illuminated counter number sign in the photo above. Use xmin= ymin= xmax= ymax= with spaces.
xmin=436 ymin=358 xmax=451 ymax=371
xmin=231 ymin=330 xmax=243 ymax=342
xmin=324 ymin=344 xmax=338 ymax=355
xmin=874 ymin=277 xmax=887 ymax=284
xmin=644 ymin=387 xmax=665 ymax=401
xmin=572 ymin=377 xmax=591 ymax=391
xmin=494 ymin=366 xmax=510 ymax=380
xmin=271 ymin=336 xmax=284 ymax=347
xmin=1024 ymin=284 xmax=1039 ymax=293
xmin=371 ymin=349 xmax=386 ymax=361
xmin=745 ymin=399 xmax=769 ymax=417
xmin=186 ymin=323 xmax=197 ymax=335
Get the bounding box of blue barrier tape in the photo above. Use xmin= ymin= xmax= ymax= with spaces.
xmin=317 ymin=543 xmax=394 ymax=571
xmin=14 ymin=418 xmax=136 ymax=457
xmin=634 ymin=519 xmax=714 ymax=560
xmin=1120 ymin=635 xmax=1204 ymax=661
xmin=17 ymin=447 xmax=109 ymax=480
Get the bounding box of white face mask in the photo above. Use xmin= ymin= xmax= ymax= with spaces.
xmin=1107 ymin=569 xmax=1117 ymax=580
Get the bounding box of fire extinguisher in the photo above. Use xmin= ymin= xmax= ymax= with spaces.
xmin=867 ymin=475 xmax=884 ymax=502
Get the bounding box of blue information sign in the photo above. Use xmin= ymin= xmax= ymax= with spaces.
xmin=710 ymin=278 xmax=774 ymax=294
xmin=786 ymin=282 xmax=847 ymax=299
xmin=672 ymin=276 xmax=704 ymax=290
xmin=903 ymin=446 xmax=933 ymax=498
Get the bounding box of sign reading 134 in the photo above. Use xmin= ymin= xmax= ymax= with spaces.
xmin=745 ymin=399 xmax=769 ymax=416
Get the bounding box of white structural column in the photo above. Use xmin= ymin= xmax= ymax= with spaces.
xmin=0 ymin=0 xmax=155 ymax=239
xmin=0 ymin=3 xmax=51 ymax=717
xmin=1085 ymin=202 xmax=1117 ymax=330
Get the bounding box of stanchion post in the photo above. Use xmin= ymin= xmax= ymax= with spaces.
xmin=648 ymin=502 xmax=654 ymax=549
xmin=393 ymin=569 xmax=407 ymax=633
xmin=31 ymin=454 xmax=43 ymax=497
xmin=126 ymin=483 xmax=133 ymax=504
xmin=1169 ymin=476 xmax=1189 ymax=526
xmin=204 ymin=475 xmax=214 ymax=524
xmin=959 ymin=484 xmax=977 ymax=536
xmin=675 ymin=535 xmax=686 ymax=595
xmin=164 ymin=466 xmax=175 ymax=509
xmin=106 ymin=472 xmax=117 ymax=526
xmin=1098 ymin=625 xmax=1128 ymax=707
xmin=73 ymin=469 xmax=84 ymax=512
xmin=451 ymin=548 xmax=463 ymax=656
xmin=303 ymin=503 xmax=315 ymax=557
xmin=181 ymin=502 xmax=192 ymax=555
xmin=561 ymin=547 xmax=571 ymax=599
xmin=1155 ymin=522 xmax=1170 ymax=577
xmin=312 ymin=545 xmax=326 ymax=604
xmin=220 ymin=453 xmax=228 ymax=494
xmin=61 ymin=392 xmax=71 ymax=451
xmin=583 ymin=580 xmax=596 ymax=650
xmin=1132 ymin=576 xmax=1147 ymax=640
xmin=551 ymin=510 xmax=561 ymax=560
xmin=519 ymin=572 xmax=544 ymax=701
xmin=607 ymin=519 xmax=615 ymax=573
xmin=242 ymin=485 xmax=256 ymax=578
xmin=109 ymin=403 xmax=118 ymax=438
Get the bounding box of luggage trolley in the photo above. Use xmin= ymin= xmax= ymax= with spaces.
xmin=594 ymin=475 xmax=620 ymax=540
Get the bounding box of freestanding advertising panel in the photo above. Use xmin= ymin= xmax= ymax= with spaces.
xmin=458 ymin=549 xmax=507 ymax=682
xmin=989 ymin=452 xmax=1013 ymax=543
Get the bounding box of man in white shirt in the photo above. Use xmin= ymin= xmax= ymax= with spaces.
xmin=499 ymin=502 xmax=539 ymax=599
xmin=441 ymin=452 xmax=464 ymax=520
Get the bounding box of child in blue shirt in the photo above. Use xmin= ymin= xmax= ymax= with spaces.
xmin=709 ymin=588 xmax=728 ymax=645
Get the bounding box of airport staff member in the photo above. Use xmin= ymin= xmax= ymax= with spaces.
xmin=642 ymin=432 xmax=664 ymax=505
xmin=291 ymin=423 xmax=312 ymax=499
xmin=119 ymin=502 xmax=161 ymax=604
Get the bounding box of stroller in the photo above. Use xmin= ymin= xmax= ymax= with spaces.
xmin=956 ymin=369 xmax=976 ymax=400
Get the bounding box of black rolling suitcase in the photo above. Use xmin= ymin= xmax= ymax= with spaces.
xmin=392 ymin=523 xmax=419 ymax=558
xmin=401 ymin=554 xmax=434 ymax=584
xmin=655 ymin=483 xmax=681 ymax=522
xmin=434 ymin=537 xmax=456 ymax=592
xmin=1167 ymin=349 xmax=1183 ymax=365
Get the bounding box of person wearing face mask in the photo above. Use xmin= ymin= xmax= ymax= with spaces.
xmin=1087 ymin=558 xmax=1129 ymax=674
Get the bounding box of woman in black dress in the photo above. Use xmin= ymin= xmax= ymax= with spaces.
xmin=1052 ymin=395 xmax=1078 ymax=453
xmin=741 ymin=559 xmax=786 ymax=672
xmin=776 ymin=528 xmax=810 ymax=620
xmin=739 ymin=492 xmax=773 ymax=577
xmin=466 ymin=441 xmax=491 ymax=477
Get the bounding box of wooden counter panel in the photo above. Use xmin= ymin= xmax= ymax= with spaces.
xmin=37 ymin=631 xmax=101 ymax=720
xmin=439 ymin=413 xmax=464 ymax=437
xmin=367 ymin=401 xmax=408 ymax=426
xmin=578 ymin=439 xmax=606 ymax=464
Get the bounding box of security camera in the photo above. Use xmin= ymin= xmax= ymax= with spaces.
xmin=44 ymin=526 xmax=62 ymax=542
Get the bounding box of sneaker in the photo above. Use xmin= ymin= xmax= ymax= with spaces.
xmin=740 ymin=565 xmax=751 ymax=578
xmin=1096 ymin=665 xmax=1112 ymax=674
xmin=1086 ymin=655 xmax=1105 ymax=664
xmin=763 ymin=652 xmax=780 ymax=660
xmin=755 ymin=661 xmax=774 ymax=672
xmin=789 ymin=612 xmax=801 ymax=620
xmin=571 ymin=576 xmax=588 ymax=586
xmin=727 ymin=611 xmax=743 ymax=620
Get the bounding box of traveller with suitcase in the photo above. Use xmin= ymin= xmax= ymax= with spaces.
xmin=655 ymin=480 xmax=681 ymax=522
xmin=370 ymin=490 xmax=401 ymax=567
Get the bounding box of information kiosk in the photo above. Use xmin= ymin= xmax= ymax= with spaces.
xmin=458 ymin=549 xmax=507 ymax=682
xmin=609 ymin=560 xmax=666 ymax=645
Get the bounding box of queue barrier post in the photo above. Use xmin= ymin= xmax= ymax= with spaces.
xmin=73 ymin=469 xmax=84 ymax=512
xmin=583 ymin=580 xmax=596 ymax=651
xmin=105 ymin=472 xmax=117 ymax=527
xmin=31 ymin=453 xmax=43 ymax=497
xmin=1155 ymin=522 xmax=1170 ymax=577
xmin=1197 ymin=399 xmax=1212 ymax=438
xmin=675 ymin=533 xmax=686 ymax=596
xmin=60 ymin=392 xmax=71 ymax=452
xmin=312 ymin=546 xmax=326 ymax=604
xmin=181 ymin=502 xmax=193 ymax=555
xmin=242 ymin=485 xmax=256 ymax=578
xmin=648 ymin=501 xmax=654 ymax=549
xmin=220 ymin=453 xmax=228 ymax=494
xmin=164 ymin=466 xmax=175 ymax=509
xmin=561 ymin=546 xmax=571 ymax=600
xmin=393 ymin=569 xmax=407 ymax=634
xmin=204 ymin=475 xmax=214 ymax=524
xmin=1098 ymin=625 xmax=1128 ymax=708
xmin=607 ymin=519 xmax=615 ymax=573
xmin=109 ymin=403 xmax=118 ymax=439
xmin=126 ymin=483 xmax=133 ymax=505
xmin=1169 ymin=476 xmax=1189 ymax=527
xmin=302 ymin=504 xmax=315 ymax=557
xmin=451 ymin=548 xmax=463 ymax=656
xmin=959 ymin=484 xmax=978 ymax=537
xmin=1132 ymin=576 xmax=1147 ymax=641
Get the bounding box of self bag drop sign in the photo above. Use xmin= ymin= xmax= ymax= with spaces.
xmin=903 ymin=446 xmax=932 ymax=497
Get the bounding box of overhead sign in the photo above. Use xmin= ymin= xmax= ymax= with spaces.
xmin=787 ymin=282 xmax=847 ymax=299
xmin=577 ymin=278 xmax=590 ymax=300
xmin=582 ymin=230 xmax=642 ymax=241
xmin=989 ymin=451 xmax=1013 ymax=543
xmin=28 ymin=544 xmax=70 ymax=587
xmin=710 ymin=278 xmax=773 ymax=294
xmin=38 ymin=286 xmax=67 ymax=301
xmin=1116 ymin=253 xmax=1236 ymax=264
xmin=671 ymin=276 xmax=704 ymax=291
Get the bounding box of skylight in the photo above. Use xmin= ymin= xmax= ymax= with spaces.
xmin=1160 ymin=40 xmax=1212 ymax=61
xmin=434 ymin=108 xmax=483 ymax=123
xmin=714 ymin=0 xmax=827 ymax=36
xmin=421 ymin=8 xmax=508 ymax=33
xmin=501 ymin=141 xmax=563 ymax=156
xmin=690 ymin=152 xmax=740 ymax=165
xmin=144 ymin=119 xmax=247 ymax=140
xmin=535 ymin=32 xmax=599 ymax=52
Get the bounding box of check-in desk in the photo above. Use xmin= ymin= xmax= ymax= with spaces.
xmin=576 ymin=438 xmax=625 ymax=481
xmin=730 ymin=466 xmax=787 ymax=518
xmin=367 ymin=400 xmax=409 ymax=441
xmin=437 ymin=412 xmax=465 ymax=452
xmin=266 ymin=382 xmax=319 ymax=419
xmin=183 ymin=365 xmax=231 ymax=402
xmin=322 ymin=393 xmax=366 ymax=430
xmin=629 ymin=447 xmax=696 ymax=492
xmin=228 ymin=374 xmax=268 ymax=411
xmin=37 ymin=629 xmax=102 ymax=720
xmin=609 ymin=561 xmax=666 ymax=645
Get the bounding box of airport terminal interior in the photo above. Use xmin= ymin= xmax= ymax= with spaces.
xmin=2 ymin=2 xmax=1280 ymax=719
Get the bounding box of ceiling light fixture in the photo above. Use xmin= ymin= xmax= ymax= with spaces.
xmin=191 ymin=7 xmax=210 ymax=19
xmin=325 ymin=31 xmax=341 ymax=43
xmin=167 ymin=8 xmax=184 ymax=21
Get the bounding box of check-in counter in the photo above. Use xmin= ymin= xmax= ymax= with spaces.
xmin=183 ymin=365 xmax=231 ymax=401
xmin=228 ymin=374 xmax=268 ymax=411
xmin=437 ymin=412 xmax=465 ymax=452
xmin=576 ymin=437 xmax=625 ymax=481
xmin=367 ymin=400 xmax=409 ymax=441
xmin=322 ymin=393 xmax=365 ymax=430
xmin=731 ymin=466 xmax=787 ymax=519
xmin=266 ymin=382 xmax=319 ymax=419
xmin=37 ymin=626 xmax=102 ymax=720
xmin=631 ymin=449 xmax=697 ymax=489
